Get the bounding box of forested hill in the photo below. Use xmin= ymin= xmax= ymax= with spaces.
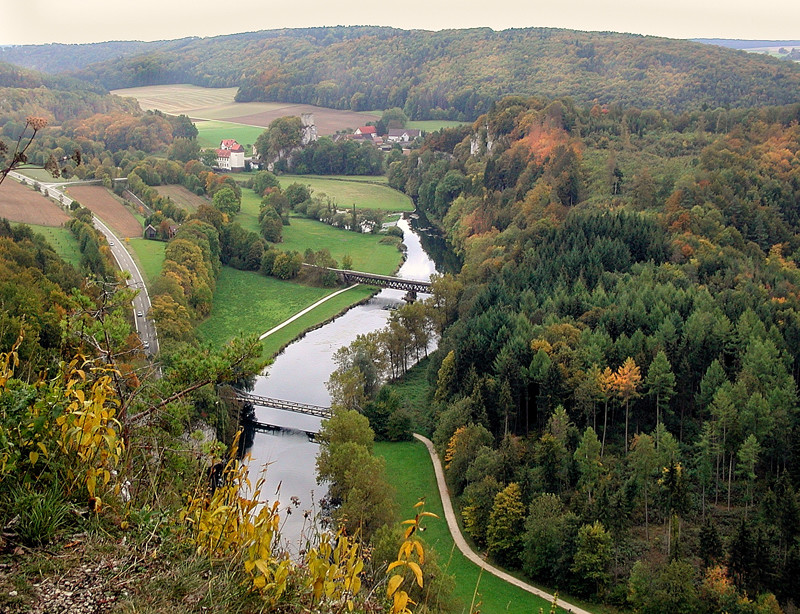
xmin=378 ymin=97 xmax=800 ymax=608
xmin=0 ymin=61 xmax=106 ymax=94
xmin=5 ymin=26 xmax=800 ymax=120
xmin=0 ymin=40 xmax=175 ymax=74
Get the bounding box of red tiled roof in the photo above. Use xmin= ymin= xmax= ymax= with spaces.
xmin=358 ymin=126 xmax=377 ymax=134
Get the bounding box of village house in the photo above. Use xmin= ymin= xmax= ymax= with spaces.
xmin=386 ymin=128 xmax=422 ymax=143
xmin=216 ymin=139 xmax=245 ymax=171
xmin=353 ymin=126 xmax=378 ymax=140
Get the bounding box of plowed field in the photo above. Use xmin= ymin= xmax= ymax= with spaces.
xmin=0 ymin=180 xmax=70 ymax=226
xmin=155 ymin=185 xmax=209 ymax=211
xmin=66 ymin=186 xmax=142 ymax=237
xmin=111 ymin=84 xmax=379 ymax=135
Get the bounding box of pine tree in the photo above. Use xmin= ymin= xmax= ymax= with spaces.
xmin=646 ymin=351 xmax=675 ymax=443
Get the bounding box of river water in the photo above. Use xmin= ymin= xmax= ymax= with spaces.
xmin=243 ymin=215 xmax=439 ymax=550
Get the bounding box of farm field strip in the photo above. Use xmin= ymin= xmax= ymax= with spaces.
xmin=127 ymin=238 xmax=166 ymax=284
xmin=111 ymin=85 xmax=240 ymax=114
xmin=112 ymin=84 xmax=379 ymax=136
xmin=65 ymin=186 xmax=142 ymax=238
xmin=0 ymin=179 xmax=71 ymax=226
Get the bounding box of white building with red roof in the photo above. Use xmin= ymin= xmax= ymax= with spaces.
xmin=216 ymin=139 xmax=245 ymax=171
xmin=354 ymin=126 xmax=378 ymax=139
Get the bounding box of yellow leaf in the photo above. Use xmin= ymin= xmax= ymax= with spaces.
xmin=394 ymin=590 xmax=409 ymax=612
xmin=29 ymin=451 xmax=39 ymax=465
xmin=387 ymin=560 xmax=406 ymax=572
xmin=413 ymin=540 xmax=424 ymax=564
xmin=387 ymin=574 xmax=404 ymax=596
xmin=36 ymin=442 xmax=47 ymax=456
xmin=408 ymin=561 xmax=423 ymax=588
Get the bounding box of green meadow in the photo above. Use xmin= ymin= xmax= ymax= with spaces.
xmin=195 ymin=120 xmax=265 ymax=149
xmin=277 ymin=175 xmax=413 ymax=212
xmin=30 ymin=225 xmax=82 ymax=268
xmin=406 ymin=119 xmax=468 ymax=131
xmin=280 ymin=217 xmax=403 ymax=275
xmin=127 ymin=238 xmax=166 ymax=284
xmin=196 ymin=267 xmax=332 ymax=351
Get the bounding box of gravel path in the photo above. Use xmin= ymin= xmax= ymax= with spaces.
xmin=413 ymin=433 xmax=594 ymax=614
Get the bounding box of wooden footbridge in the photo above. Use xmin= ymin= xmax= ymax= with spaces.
xmin=302 ymin=264 xmax=432 ymax=294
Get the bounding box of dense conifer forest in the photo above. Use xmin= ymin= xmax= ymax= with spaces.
xmin=375 ymin=96 xmax=800 ymax=610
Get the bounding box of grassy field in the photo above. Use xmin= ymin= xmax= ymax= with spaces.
xmin=155 ymin=185 xmax=209 ymax=212
xmin=196 ymin=267 xmax=333 ymax=350
xmin=290 ymin=174 xmax=388 ymax=184
xmin=16 ymin=168 xmax=73 ymax=183
xmin=258 ymin=285 xmax=375 ymax=358
xmin=234 ymin=180 xmax=406 ymax=275
xmin=280 ymin=217 xmax=403 ymax=275
xmin=376 ymin=441 xmax=567 ymax=614
xmin=278 ymin=175 xmax=413 ymax=212
xmin=195 ymin=120 xmax=265 ymax=149
xmin=236 ymin=189 xmax=262 ymax=235
xmin=407 ymin=120 xmax=468 ymax=131
xmin=29 ymin=225 xmax=82 ymax=268
xmin=127 ymin=238 xmax=166 ymax=284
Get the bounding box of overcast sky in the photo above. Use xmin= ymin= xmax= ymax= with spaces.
xmin=1 ymin=0 xmax=798 ymax=46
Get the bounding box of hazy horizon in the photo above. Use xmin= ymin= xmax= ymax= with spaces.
xmin=2 ymin=0 xmax=798 ymax=47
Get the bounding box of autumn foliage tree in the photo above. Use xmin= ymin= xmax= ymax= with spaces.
xmin=612 ymin=357 xmax=641 ymax=453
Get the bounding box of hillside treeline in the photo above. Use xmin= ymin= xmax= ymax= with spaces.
xmin=5 ymin=27 xmax=800 ymax=120
xmin=361 ymin=96 xmax=800 ymax=609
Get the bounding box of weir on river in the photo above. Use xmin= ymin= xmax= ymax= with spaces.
xmin=242 ymin=215 xmax=440 ymax=551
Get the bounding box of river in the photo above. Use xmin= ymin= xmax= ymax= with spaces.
xmin=243 ymin=214 xmax=440 ymax=551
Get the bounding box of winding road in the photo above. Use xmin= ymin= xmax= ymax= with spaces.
xmin=8 ymin=172 xmax=159 ymax=356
